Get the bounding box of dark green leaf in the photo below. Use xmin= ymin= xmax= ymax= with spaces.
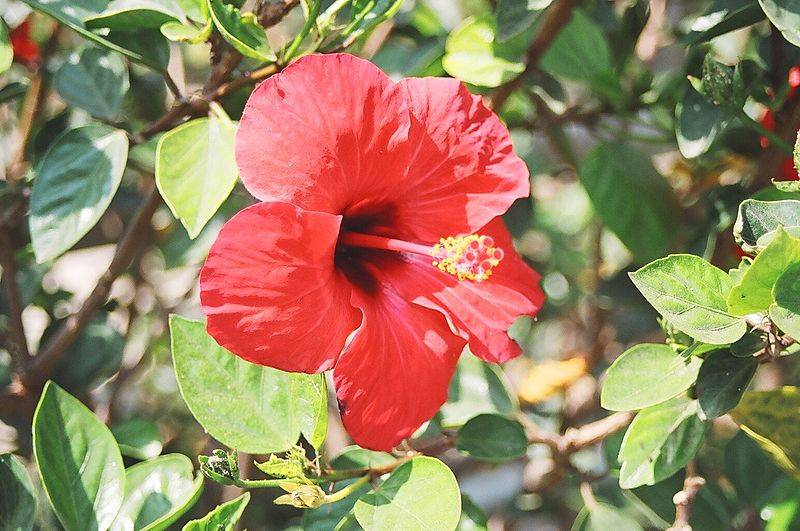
xmin=33 ymin=381 xmax=125 ymax=531
xmin=457 ymin=495 xmax=487 ymax=531
xmin=601 ymin=344 xmax=702 ymax=411
xmin=696 ymin=350 xmax=757 ymax=419
xmin=730 ymin=330 xmax=764 ymax=357
xmin=734 ymin=199 xmax=800 ymax=254
xmin=686 ymin=3 xmax=765 ymax=44
xmin=724 ymin=431 xmax=784 ymax=509
xmin=29 ymin=124 xmax=129 ymax=263
xmin=495 ymin=0 xmax=551 ymax=42
xmin=579 ymin=142 xmax=677 ymax=263
xmin=540 ymin=9 xmax=612 ymax=84
xmin=110 ymin=454 xmax=203 ymax=531
xmin=354 ymin=457 xmax=461 ymax=531
xmin=456 ymin=414 xmax=527 ymax=462
xmin=52 ymin=318 xmax=124 ymax=392
xmin=169 ymin=315 xmax=328 ymax=453
xmin=0 ymin=454 xmax=36 ymax=531
xmin=111 ymin=418 xmax=164 ymax=460
xmin=155 ymin=110 xmax=237 ymax=238
xmin=675 ymin=87 xmax=724 ymax=158
xmin=439 ymin=353 xmax=517 ymax=428
xmin=85 ymin=0 xmax=186 ymax=30
xmin=629 ymin=254 xmax=746 ymax=344
xmin=54 ymin=47 xmax=129 ymax=120
xmin=182 ymin=492 xmax=249 ymax=531
xmin=618 ymin=395 xmax=707 ymax=488
xmin=207 ymin=0 xmax=275 ymax=61
xmin=760 ymin=0 xmax=800 ymax=48
xmin=0 ymin=80 xmax=30 ymax=104
xmin=700 ymin=55 xmax=735 ymax=106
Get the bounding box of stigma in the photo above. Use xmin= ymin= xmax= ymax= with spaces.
xmin=431 ymin=235 xmax=503 ymax=282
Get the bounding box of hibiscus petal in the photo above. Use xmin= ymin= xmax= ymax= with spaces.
xmin=199 ymin=201 xmax=360 ymax=373
xmin=236 ymin=53 xmax=411 ymax=215
xmin=334 ymin=264 xmax=465 ymax=451
xmin=392 ymin=77 xmax=530 ymax=241
xmin=388 ymin=218 xmax=544 ymax=364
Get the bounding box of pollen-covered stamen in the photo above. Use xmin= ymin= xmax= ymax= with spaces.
xmin=431 ymin=235 xmax=503 ymax=282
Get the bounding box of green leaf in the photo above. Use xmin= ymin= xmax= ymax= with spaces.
xmin=728 ymin=227 xmax=800 ymax=314
xmin=85 ymin=0 xmax=186 ymax=30
xmin=686 ymin=3 xmax=765 ymax=44
xmin=33 ymin=382 xmax=125 ymax=531
xmin=354 ymin=457 xmax=461 ymax=531
xmin=457 ymin=495 xmax=487 ymax=531
xmin=675 ymin=87 xmax=724 ymax=158
xmin=629 ymin=255 xmax=747 ymax=344
xmin=775 ymin=180 xmax=800 ymax=193
xmin=303 ymin=447 xmax=395 ymax=531
xmin=618 ymin=395 xmax=707 ymax=489
xmin=160 ymin=20 xmax=211 ymax=43
xmin=0 ymin=454 xmax=36 ymax=531
xmin=0 ymin=80 xmax=30 ymax=104
xmin=54 ymin=47 xmax=129 ymax=120
xmin=601 ymin=344 xmax=703 ymax=412
xmin=21 ymin=0 xmax=171 ymax=70
xmin=110 ymin=454 xmax=203 ymax=531
xmin=182 ymin=492 xmax=249 ymax=531
xmin=734 ymin=199 xmax=800 ymax=254
xmin=731 ymin=387 xmax=800 ymax=479
xmin=771 ymin=263 xmax=800 ymax=337
xmin=207 ymin=0 xmax=275 ymax=61
xmin=495 ymin=0 xmax=551 ymax=42
xmin=51 ymin=317 xmax=124 ymax=392
xmin=571 ymin=503 xmax=644 ymax=531
xmin=456 ymin=414 xmax=527 ymax=462
xmin=760 ymin=0 xmax=800 ymax=48
xmin=696 ymin=350 xmax=757 ymax=419
xmin=439 ymin=353 xmax=517 ymax=428
xmin=700 ymin=55 xmax=735 ymax=106
xmin=579 ymin=142 xmax=677 ymax=263
xmin=169 ymin=315 xmax=328 ymax=454
xmin=29 ymin=124 xmax=129 ymax=263
xmin=0 ymin=21 xmax=12 ymax=75
xmin=155 ymin=112 xmax=237 ymax=238
xmin=111 ymin=418 xmax=164 ymax=460
xmin=540 ymin=9 xmax=612 ymax=84
xmin=442 ymin=16 xmax=525 ymax=88
xmin=724 ymin=431 xmax=784 ymax=510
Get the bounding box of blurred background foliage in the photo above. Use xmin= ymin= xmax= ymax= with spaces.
xmin=3 ymin=0 xmax=800 ymax=529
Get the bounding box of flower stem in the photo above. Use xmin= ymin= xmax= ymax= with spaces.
xmin=324 ymin=475 xmax=371 ymax=504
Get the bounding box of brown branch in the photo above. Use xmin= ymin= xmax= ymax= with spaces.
xmin=668 ymin=462 xmax=705 ymax=531
xmin=256 ymin=0 xmax=300 ymax=28
xmin=488 ymin=0 xmax=581 ymax=111
xmin=519 ymin=411 xmax=633 ymax=454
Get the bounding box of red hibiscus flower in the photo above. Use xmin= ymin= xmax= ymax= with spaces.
xmin=760 ymin=65 xmax=800 ymax=181
xmin=199 ymin=54 xmax=544 ymax=450
xmin=9 ymin=19 xmax=40 ymax=69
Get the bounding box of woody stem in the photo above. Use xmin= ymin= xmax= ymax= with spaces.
xmin=340 ymin=231 xmax=432 ymax=257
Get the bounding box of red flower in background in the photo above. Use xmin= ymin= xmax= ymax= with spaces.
xmin=200 ymin=54 xmax=544 ymax=450
xmin=760 ymin=65 xmax=800 ymax=181
xmin=9 ymin=19 xmax=40 ymax=69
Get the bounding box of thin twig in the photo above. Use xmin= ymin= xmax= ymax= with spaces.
xmin=256 ymin=0 xmax=300 ymax=28
xmin=668 ymin=461 xmax=705 ymax=531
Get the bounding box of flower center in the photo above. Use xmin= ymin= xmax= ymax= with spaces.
xmin=339 ymin=232 xmax=503 ymax=282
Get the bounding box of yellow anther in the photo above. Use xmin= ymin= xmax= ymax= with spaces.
xmin=430 ymin=234 xmax=504 ymax=282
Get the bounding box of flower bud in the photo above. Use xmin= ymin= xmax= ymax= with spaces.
xmin=274 ymin=483 xmax=326 ymax=509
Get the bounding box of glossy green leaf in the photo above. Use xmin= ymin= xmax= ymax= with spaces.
xmin=0 ymin=454 xmax=36 ymax=531
xmin=675 ymin=87 xmax=724 ymax=158
xmin=110 ymin=454 xmax=203 ymax=531
xmin=457 ymin=495 xmax=487 ymax=531
xmin=495 ymin=0 xmax=551 ymax=42
xmin=579 ymin=142 xmax=677 ymax=263
xmin=0 ymin=21 xmax=12 ymax=75
xmin=630 ymin=255 xmax=746 ymax=344
xmin=354 ymin=457 xmax=461 ymax=531
xmin=29 ymin=124 xmax=129 ymax=263
xmin=33 ymin=382 xmax=125 ymax=531
xmin=571 ymin=503 xmax=644 ymax=531
xmin=303 ymin=447 xmax=395 ymax=531
xmin=728 ymin=227 xmax=800 ymax=315
xmin=439 ymin=353 xmax=517 ymax=428
xmin=618 ymin=395 xmax=707 ymax=488
xmin=540 ymin=9 xmax=612 ymax=84
xmin=182 ymin=492 xmax=249 ymax=531
xmin=442 ymin=16 xmax=525 ymax=88
xmin=734 ymin=199 xmax=800 ymax=254
xmin=771 ymin=263 xmax=800 ymax=337
xmin=21 ymin=0 xmax=170 ymax=69
xmin=155 ymin=112 xmax=237 ymax=238
xmin=457 ymin=414 xmax=527 ymax=462
xmin=207 ymin=0 xmax=275 ymax=61
xmin=54 ymin=47 xmax=129 ymax=120
xmin=760 ymin=0 xmax=800 ymax=48
xmin=696 ymin=350 xmax=757 ymax=419
xmin=169 ymin=315 xmax=328 ymax=453
xmin=85 ymin=0 xmax=186 ymax=30
xmin=731 ymin=387 xmax=800 ymax=479
xmin=686 ymin=3 xmax=765 ymax=44
xmin=601 ymin=344 xmax=703 ymax=411
xmin=111 ymin=418 xmax=163 ymax=461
